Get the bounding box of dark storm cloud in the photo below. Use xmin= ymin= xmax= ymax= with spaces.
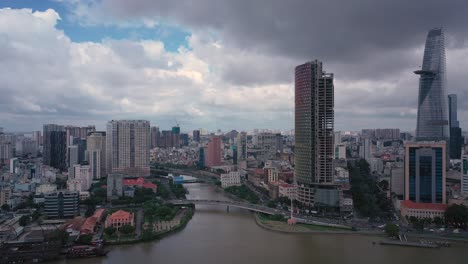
xmin=93 ymin=0 xmax=468 ymax=60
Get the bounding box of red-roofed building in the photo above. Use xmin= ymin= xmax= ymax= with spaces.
xmin=80 ymin=208 xmax=107 ymax=235
xmin=123 ymin=177 xmax=157 ymax=192
xmin=400 ymin=200 xmax=448 ymax=219
xmin=105 ymin=210 xmax=134 ymax=230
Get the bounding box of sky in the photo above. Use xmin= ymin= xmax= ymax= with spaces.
xmin=0 ymin=0 xmax=468 ymax=133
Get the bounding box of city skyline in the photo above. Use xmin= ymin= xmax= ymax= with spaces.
xmin=1 ymin=1 xmax=468 ymax=132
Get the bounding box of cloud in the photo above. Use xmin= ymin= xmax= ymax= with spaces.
xmin=2 ymin=1 xmax=468 ymax=132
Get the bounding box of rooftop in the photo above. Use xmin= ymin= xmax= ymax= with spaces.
xmin=401 ymin=200 xmax=448 ymax=211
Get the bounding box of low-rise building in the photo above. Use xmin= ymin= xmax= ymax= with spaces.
xmin=220 ymin=171 xmax=241 ymax=188
xmin=105 ymin=210 xmax=134 ymax=230
xmin=123 ymin=177 xmax=157 ymax=192
xmin=400 ymin=200 xmax=448 ymax=219
xmin=278 ymin=183 xmax=296 ymax=200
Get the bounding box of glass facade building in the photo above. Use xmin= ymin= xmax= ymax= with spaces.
xmin=415 ymin=28 xmax=449 ymax=142
xmin=405 ymin=142 xmax=446 ymax=204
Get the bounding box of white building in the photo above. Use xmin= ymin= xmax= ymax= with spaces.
xmin=9 ymin=158 xmax=18 ymax=174
xmin=67 ymin=164 xmax=92 ymax=192
xmin=220 ymin=171 xmax=241 ymax=188
xmin=334 ymin=144 xmax=346 ymax=160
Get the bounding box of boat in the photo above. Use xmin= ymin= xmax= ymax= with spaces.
xmin=66 ymin=245 xmax=109 ymax=258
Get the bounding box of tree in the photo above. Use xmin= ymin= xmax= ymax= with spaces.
xmin=31 ymin=210 xmax=41 ymax=221
xmin=120 ymin=225 xmax=135 ymax=235
xmin=104 ymin=227 xmax=116 ymax=237
xmin=1 ymin=204 xmax=10 ymax=211
xmin=384 ymin=223 xmax=399 ymax=238
xmin=19 ymin=215 xmax=31 ymax=226
xmin=141 ymin=230 xmax=154 ymax=241
xmin=444 ymin=204 xmax=468 ymax=229
xmin=433 ymin=216 xmax=444 ymax=227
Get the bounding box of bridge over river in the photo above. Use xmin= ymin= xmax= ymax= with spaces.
xmin=168 ymin=199 xmax=288 ymax=215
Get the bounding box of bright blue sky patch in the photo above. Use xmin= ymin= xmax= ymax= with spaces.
xmin=0 ymin=0 xmax=190 ymax=52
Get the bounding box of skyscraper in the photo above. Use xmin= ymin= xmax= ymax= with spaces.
xmin=448 ymin=94 xmax=463 ymax=159
xmin=415 ymin=28 xmax=449 ymax=142
xmin=294 ymin=60 xmax=335 ymax=206
xmin=205 ymin=136 xmax=222 ymax=167
xmin=43 ymin=124 xmax=64 ymax=166
xmin=237 ymin=132 xmax=247 ymax=161
xmin=106 ymin=120 xmax=150 ymax=177
xmin=49 ymin=131 xmax=67 ymax=171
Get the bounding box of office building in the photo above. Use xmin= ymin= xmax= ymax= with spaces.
xmin=44 ymin=190 xmax=79 ymax=219
xmin=294 ymin=60 xmax=335 ymax=206
xmin=414 ymin=28 xmax=449 ymax=143
xmin=205 ymin=137 xmax=222 ymax=167
xmin=86 ymin=132 xmax=106 ymax=179
xmin=448 ymin=94 xmax=463 ymax=159
xmin=404 ymin=141 xmax=446 ymax=204
xmin=49 ymin=131 xmax=67 ymax=171
xmin=106 ymin=120 xmax=150 ymax=177
xmin=43 ymin=124 xmax=64 ymax=167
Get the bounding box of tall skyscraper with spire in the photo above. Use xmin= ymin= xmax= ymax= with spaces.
xmin=414 ymin=28 xmax=449 ymax=142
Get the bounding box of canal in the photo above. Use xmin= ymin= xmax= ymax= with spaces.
xmin=57 ymin=183 xmax=468 ymax=264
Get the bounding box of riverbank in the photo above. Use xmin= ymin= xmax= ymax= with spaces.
xmin=106 ymin=206 xmax=195 ymax=245
xmin=254 ymin=214 xmax=365 ymax=235
xmin=254 ymin=214 xmax=468 ymax=245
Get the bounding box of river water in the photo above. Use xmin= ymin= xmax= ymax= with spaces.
xmin=58 ymin=183 xmax=467 ymax=264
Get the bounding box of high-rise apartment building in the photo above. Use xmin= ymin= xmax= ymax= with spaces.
xmin=237 ymin=132 xmax=247 ymax=161
xmin=106 ymin=120 xmax=150 ymax=177
xmin=150 ymin=126 xmax=160 ymax=148
xmin=205 ymin=137 xmax=222 ymax=167
xmin=294 ymin=60 xmax=335 ymax=206
xmin=86 ymin=131 xmax=106 ymax=179
xmin=404 ymin=142 xmax=446 ymax=204
xmin=415 ymin=28 xmax=449 ymax=143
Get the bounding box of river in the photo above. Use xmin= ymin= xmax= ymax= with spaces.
xmin=57 ymin=183 xmax=467 ymax=264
